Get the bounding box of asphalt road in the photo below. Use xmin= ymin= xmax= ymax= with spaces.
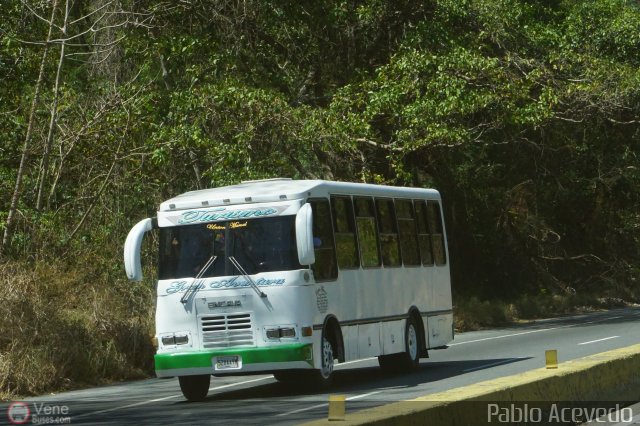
xmin=3 ymin=306 xmax=640 ymax=425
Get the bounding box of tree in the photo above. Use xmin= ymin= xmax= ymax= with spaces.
xmin=2 ymin=0 xmax=58 ymax=255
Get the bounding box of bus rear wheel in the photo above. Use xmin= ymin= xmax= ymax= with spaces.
xmin=378 ymin=316 xmax=421 ymax=373
xmin=179 ymin=375 xmax=210 ymax=402
xmin=397 ymin=316 xmax=421 ymax=372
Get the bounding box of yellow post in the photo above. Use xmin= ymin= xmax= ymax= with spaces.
xmin=328 ymin=394 xmax=346 ymax=421
xmin=545 ymin=349 xmax=558 ymax=369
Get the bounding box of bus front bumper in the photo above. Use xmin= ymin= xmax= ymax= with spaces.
xmin=154 ymin=343 xmax=314 ymax=377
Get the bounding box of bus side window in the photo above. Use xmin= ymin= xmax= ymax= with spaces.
xmin=375 ymin=198 xmax=401 ymax=267
xmin=427 ymin=201 xmax=447 ymax=266
xmin=396 ymin=199 xmax=420 ymax=266
xmin=354 ymin=197 xmax=381 ymax=268
xmin=415 ymin=200 xmax=434 ymax=266
xmin=310 ymin=199 xmax=338 ymax=281
xmin=331 ymin=196 xmax=360 ymax=269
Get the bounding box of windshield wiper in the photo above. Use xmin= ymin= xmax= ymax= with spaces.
xmin=180 ymin=255 xmax=217 ymax=304
xmin=228 ymin=256 xmax=267 ymax=298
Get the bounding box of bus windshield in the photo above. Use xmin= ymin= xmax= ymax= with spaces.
xmin=158 ymin=215 xmax=301 ymax=280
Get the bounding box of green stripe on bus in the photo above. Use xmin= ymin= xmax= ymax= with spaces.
xmin=154 ymin=343 xmax=313 ymax=370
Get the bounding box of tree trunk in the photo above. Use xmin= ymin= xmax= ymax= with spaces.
xmin=1 ymin=0 xmax=59 ymax=255
xmin=37 ymin=0 xmax=69 ymax=211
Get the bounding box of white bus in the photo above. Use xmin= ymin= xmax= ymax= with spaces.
xmin=124 ymin=179 xmax=453 ymax=401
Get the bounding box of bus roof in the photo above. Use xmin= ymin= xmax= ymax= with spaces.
xmin=159 ymin=179 xmax=440 ymax=212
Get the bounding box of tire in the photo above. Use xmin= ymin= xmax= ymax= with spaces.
xmin=397 ymin=316 xmax=421 ymax=372
xmin=178 ymin=375 xmax=210 ymax=402
xmin=308 ymin=332 xmax=335 ymax=388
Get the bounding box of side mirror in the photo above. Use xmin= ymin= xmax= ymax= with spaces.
xmin=295 ymin=203 xmax=315 ymax=266
xmin=124 ymin=218 xmax=153 ymax=281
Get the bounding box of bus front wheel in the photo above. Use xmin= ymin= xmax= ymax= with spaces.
xmin=178 ymin=375 xmax=210 ymax=402
xmin=307 ymin=334 xmax=335 ymax=388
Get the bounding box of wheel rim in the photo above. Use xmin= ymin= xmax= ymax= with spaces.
xmin=320 ymin=336 xmax=334 ymax=378
xmin=407 ymin=323 xmax=418 ymax=361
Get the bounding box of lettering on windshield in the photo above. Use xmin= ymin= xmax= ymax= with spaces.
xmin=178 ymin=207 xmax=278 ymax=224
xmin=206 ymin=221 xmax=249 ymax=231
xmin=165 ymin=277 xmax=286 ymax=294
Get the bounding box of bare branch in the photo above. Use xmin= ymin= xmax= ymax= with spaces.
xmin=66 ymin=140 xmax=121 ymax=242
xmin=48 ymin=15 xmax=130 ymax=43
xmin=538 ymin=254 xmax=605 ymax=263
xmin=608 ymin=118 xmax=640 ymax=125
xmin=63 ymin=34 xmax=126 ymax=49
xmin=554 ymin=115 xmax=584 ymax=123
xmin=20 ymin=0 xmax=62 ymax=30
xmin=0 ymin=108 xmax=20 ymax=116
xmin=68 ymin=0 xmax=114 ymax=25
xmin=355 ymin=138 xmax=404 ymax=152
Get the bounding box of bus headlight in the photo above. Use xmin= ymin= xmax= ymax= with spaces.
xmin=279 ymin=328 xmax=296 ymax=338
xmin=266 ymin=329 xmax=280 ymax=339
xmin=174 ymin=334 xmax=189 ymax=345
xmin=265 ymin=326 xmax=297 ymax=340
xmin=160 ymin=332 xmax=190 ymax=346
xmin=161 ymin=335 xmax=176 ymax=346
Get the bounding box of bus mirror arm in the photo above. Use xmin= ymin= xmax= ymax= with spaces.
xmin=295 ymin=203 xmax=315 ymax=266
xmin=124 ymin=217 xmax=154 ymax=281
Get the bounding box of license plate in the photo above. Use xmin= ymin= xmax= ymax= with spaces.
xmin=214 ymin=355 xmax=241 ymax=370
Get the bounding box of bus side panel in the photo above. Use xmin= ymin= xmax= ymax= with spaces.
xmin=381 ymin=320 xmax=405 ymax=355
xmin=342 ymin=325 xmax=359 ymax=361
xmin=357 ymin=323 xmax=381 ymax=358
xmin=430 ymin=265 xmax=453 ymax=313
xmin=425 ymin=313 xmax=454 ymax=348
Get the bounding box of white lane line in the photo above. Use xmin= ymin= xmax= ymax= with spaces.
xmin=73 ymin=376 xmax=272 ymax=419
xmin=462 ymin=357 xmax=529 ymax=373
xmin=449 ymin=327 xmax=563 ymax=346
xmin=335 ymin=357 xmax=376 ymax=368
xmin=274 ymin=390 xmax=383 ymax=418
xmin=578 ymin=336 xmax=620 ymax=345
xmin=449 ymin=315 xmax=626 ymax=347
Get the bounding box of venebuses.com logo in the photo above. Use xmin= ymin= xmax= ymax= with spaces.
xmin=6 ymin=402 xmax=71 ymax=425
xmin=7 ymin=402 xmax=30 ymax=424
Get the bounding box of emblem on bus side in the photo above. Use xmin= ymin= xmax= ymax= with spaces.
xmin=316 ymin=286 xmax=328 ymax=313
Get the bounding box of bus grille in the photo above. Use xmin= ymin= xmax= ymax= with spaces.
xmin=200 ymin=313 xmax=254 ymax=349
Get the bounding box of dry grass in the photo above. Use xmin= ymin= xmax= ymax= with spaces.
xmin=0 ymin=260 xmax=155 ymax=399
xmin=454 ymin=292 xmax=635 ymax=332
